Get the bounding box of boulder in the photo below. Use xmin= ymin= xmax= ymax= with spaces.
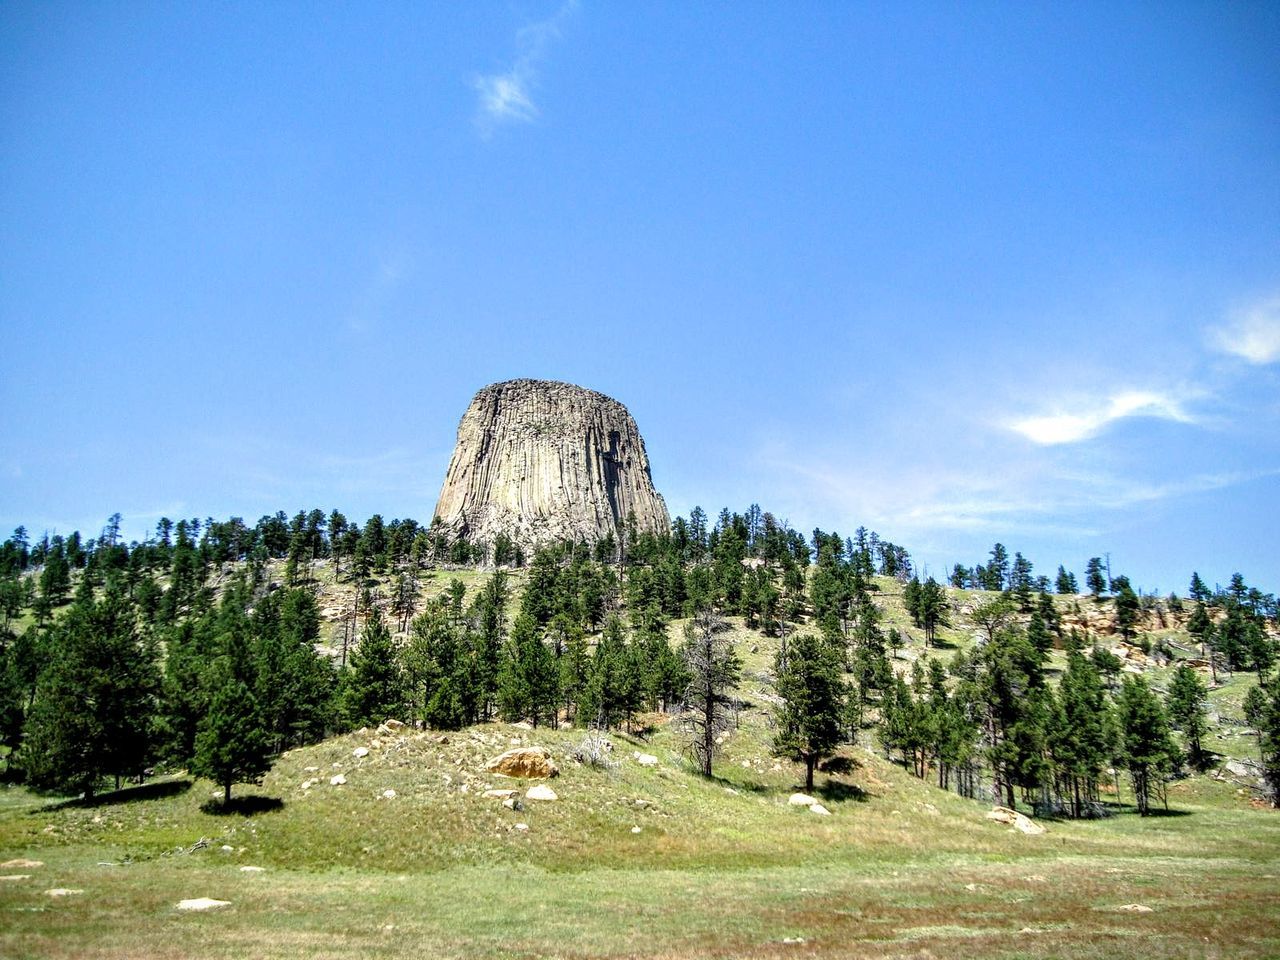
xmin=788 ymin=793 xmax=818 ymax=807
xmin=1 ymin=859 xmax=43 ymax=869
xmin=526 ymin=784 xmax=559 ymax=802
xmin=45 ymin=888 xmax=84 ymax=896
xmin=985 ymin=806 xmax=1045 ymax=835
xmin=484 ymin=746 xmax=559 ymax=779
xmin=634 ymin=753 xmax=658 ymax=767
xmin=177 ymin=898 xmax=231 ymax=911
xmin=330 ymin=774 xmax=347 ymax=786
xmin=808 ymin=803 xmax=831 ymax=816
xmin=353 ymin=747 xmax=369 ymax=758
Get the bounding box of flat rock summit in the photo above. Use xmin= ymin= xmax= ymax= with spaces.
xmin=433 ymin=379 xmax=669 ymax=553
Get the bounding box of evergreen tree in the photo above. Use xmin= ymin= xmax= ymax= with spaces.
xmin=678 ymin=609 xmax=741 ymax=776
xmin=1166 ymin=663 xmax=1209 ymax=769
xmin=774 ymin=632 xmax=845 ymax=791
xmin=1116 ymin=675 xmax=1179 ymax=815
xmin=497 ymin=612 xmax=560 ymax=728
xmin=341 ymin=610 xmax=404 ymax=728
xmin=18 ymin=589 xmax=158 ymax=797
xmin=1243 ymin=677 xmax=1280 ymax=805
xmin=1055 ymin=565 xmax=1079 ymax=595
xmin=1111 ymin=575 xmax=1140 ymax=641
xmin=1085 ymin=557 xmax=1107 ymax=597
xmin=404 ymin=600 xmax=470 ymax=730
xmin=192 ymin=669 xmax=271 ymax=805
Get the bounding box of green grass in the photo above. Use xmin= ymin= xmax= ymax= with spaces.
xmin=2 ymin=704 xmax=1277 ymax=959
xmin=4 ymin=568 xmax=1276 ymax=957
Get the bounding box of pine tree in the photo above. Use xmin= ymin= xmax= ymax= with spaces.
xmin=1085 ymin=557 xmax=1107 ymax=598
xmin=774 ymin=633 xmax=845 ymax=791
xmin=341 ymin=610 xmax=404 ymax=728
xmin=1055 ymin=565 xmax=1079 ymax=595
xmin=18 ymin=588 xmax=158 ymax=797
xmin=192 ymin=670 xmax=272 ymax=805
xmin=497 ymin=613 xmax=560 ymax=728
xmin=1116 ymin=675 xmax=1179 ymax=815
xmin=1166 ymin=664 xmax=1209 ymax=769
xmin=678 ymin=609 xmax=741 ymax=776
xmin=1111 ymin=575 xmax=1140 ymax=641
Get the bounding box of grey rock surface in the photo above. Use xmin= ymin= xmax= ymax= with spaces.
xmin=433 ymin=379 xmax=669 ymax=553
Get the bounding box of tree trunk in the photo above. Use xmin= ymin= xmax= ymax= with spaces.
xmin=224 ymin=781 xmax=232 ymax=805
xmin=805 ymin=755 xmax=816 ymax=792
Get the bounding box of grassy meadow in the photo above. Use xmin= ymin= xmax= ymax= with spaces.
xmin=2 ymin=570 xmax=1276 ymax=958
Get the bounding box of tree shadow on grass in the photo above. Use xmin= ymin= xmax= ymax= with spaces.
xmin=815 ymin=779 xmax=869 ymax=803
xmin=42 ymin=778 xmax=194 ymax=811
xmin=200 ymin=795 xmax=285 ymax=816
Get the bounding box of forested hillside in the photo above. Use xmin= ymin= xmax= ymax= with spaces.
xmin=1 ymin=506 xmax=1277 ymax=815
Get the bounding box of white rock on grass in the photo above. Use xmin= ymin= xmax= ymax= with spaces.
xmin=239 ymin=866 xmax=265 ymax=873
xmin=1117 ymin=903 xmax=1154 ymax=913
xmin=177 ymin=898 xmax=231 ymax=911
xmin=525 ymin=784 xmax=558 ymax=801
xmin=382 ymin=789 xmax=397 ymax=800
xmin=808 ymin=803 xmax=831 ymax=816
xmin=1 ymin=859 xmax=43 ymax=869
xmin=330 ymin=774 xmax=347 ymax=786
xmin=514 ymin=823 xmax=529 ymax=832
xmin=353 ymin=747 xmax=369 ymax=758
xmin=634 ymin=753 xmax=658 ymax=767
xmin=0 ymin=875 xmax=31 ymax=882
xmin=45 ymin=888 xmax=83 ymax=896
xmin=788 ymin=793 xmax=817 ymax=807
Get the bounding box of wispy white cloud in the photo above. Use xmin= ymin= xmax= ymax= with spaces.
xmin=473 ymin=0 xmax=577 ymax=134
xmin=1006 ymin=389 xmax=1197 ymax=445
xmin=1209 ymin=295 xmax=1280 ymax=365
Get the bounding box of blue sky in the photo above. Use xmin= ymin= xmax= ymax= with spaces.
xmin=1 ymin=1 xmax=1277 ymax=595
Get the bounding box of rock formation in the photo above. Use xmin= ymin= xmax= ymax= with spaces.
xmin=433 ymin=379 xmax=669 ymax=554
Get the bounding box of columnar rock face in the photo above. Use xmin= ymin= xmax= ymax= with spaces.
xmin=433 ymin=379 xmax=670 ymax=553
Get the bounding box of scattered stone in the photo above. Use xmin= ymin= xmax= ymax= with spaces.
xmin=220 ymin=845 xmax=233 ymax=853
xmin=382 ymin=789 xmax=397 ymax=800
xmin=964 ymin=883 xmax=981 ymax=892
xmin=370 ymin=739 xmax=382 ymax=749
xmin=808 ymin=803 xmax=831 ymax=816
xmin=239 ymin=866 xmax=265 ymax=873
xmin=301 ymin=779 xmax=317 ymax=790
xmin=483 ymin=789 xmax=517 ymax=799
xmin=985 ymin=806 xmax=1046 ymax=835
xmin=484 ymin=746 xmax=559 ymax=779
xmin=44 ymin=888 xmax=83 ymax=897
xmin=1118 ymin=903 xmax=1154 ymax=913
xmin=631 ymin=826 xmax=642 ymax=834
xmin=503 ymin=798 xmax=524 ymax=811
xmin=353 ymin=747 xmax=369 ymax=758
xmin=177 ymin=898 xmax=231 ymax=911
xmin=0 ymin=875 xmax=31 ymax=882
xmin=514 ymin=823 xmax=529 ymax=832
xmin=782 ymin=937 xmax=807 ymax=945
xmin=382 ymin=719 xmax=406 ymax=731
xmin=1 ymin=859 xmax=43 ymax=869
xmin=526 ymin=784 xmax=559 ymax=802
xmin=633 ymin=799 xmax=650 ymax=808
xmin=788 ymin=793 xmax=818 ymax=807
xmin=510 ymin=721 xmax=534 ymax=731
xmin=330 ymin=774 xmax=347 ymax=786
xmin=634 ymin=753 xmax=659 ymax=767
xmin=304 ymin=766 xmax=319 ymax=773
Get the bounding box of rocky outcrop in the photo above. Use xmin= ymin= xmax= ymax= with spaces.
xmin=484 ymin=746 xmax=559 ymax=779
xmin=433 ymin=379 xmax=669 ymax=553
